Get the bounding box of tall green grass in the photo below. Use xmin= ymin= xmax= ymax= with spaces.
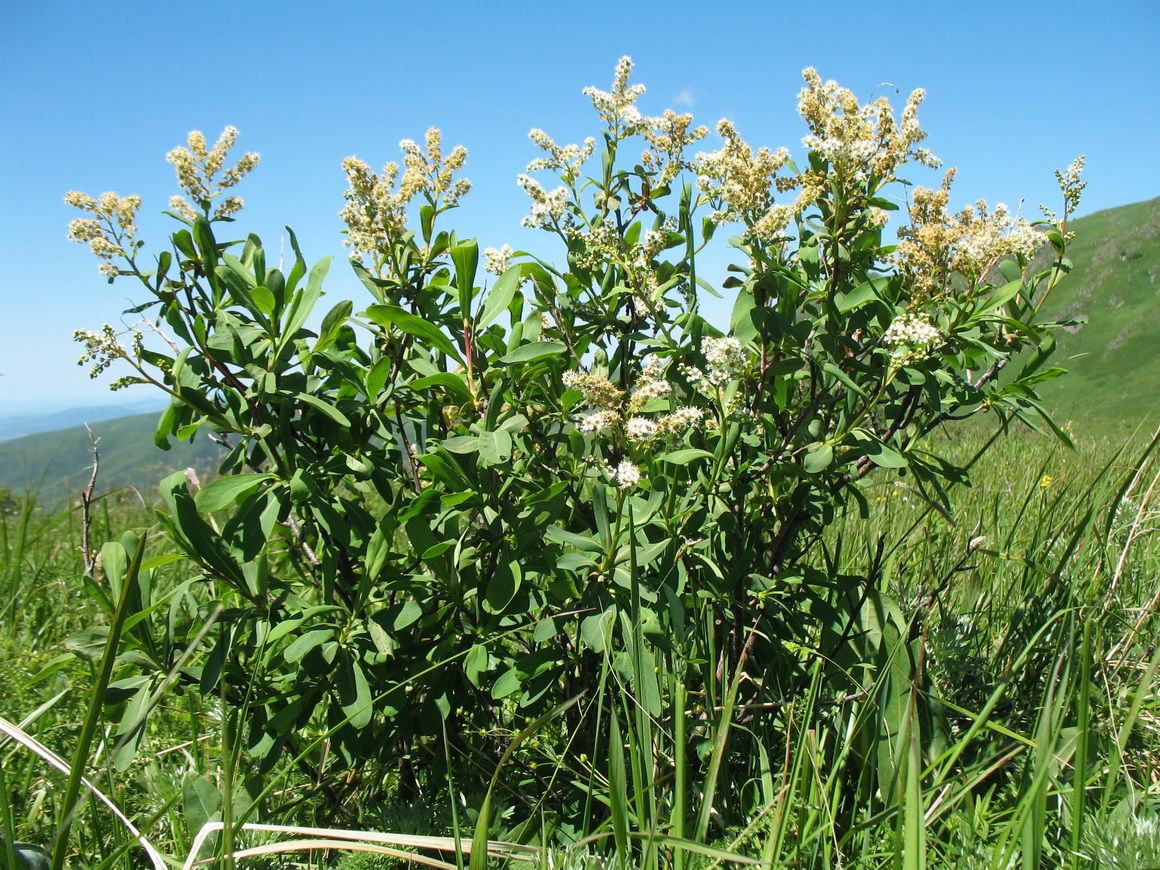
xmin=2 ymin=422 xmax=1160 ymax=868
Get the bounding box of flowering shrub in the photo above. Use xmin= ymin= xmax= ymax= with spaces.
xmin=67 ymin=59 xmax=1083 ymax=840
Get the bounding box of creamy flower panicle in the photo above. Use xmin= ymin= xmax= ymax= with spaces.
xmin=341 ymin=128 xmax=470 ymax=270
xmin=695 ymin=120 xmax=795 ymax=244
xmin=166 ymin=126 xmax=259 ymax=221
xmin=797 ymin=68 xmax=940 ymax=182
xmin=613 ymin=460 xmax=642 ymax=489
xmin=562 ymin=370 xmax=624 ymax=410
xmin=564 ymin=357 xmax=709 ymax=488
xmin=895 ymin=170 xmax=1045 ymax=302
xmin=65 ymin=191 xmax=142 ymax=277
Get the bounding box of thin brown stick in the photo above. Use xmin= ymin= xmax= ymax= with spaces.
xmin=79 ymin=425 xmax=100 ymax=578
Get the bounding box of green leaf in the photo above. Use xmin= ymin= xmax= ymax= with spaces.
xmin=659 ymin=448 xmax=715 ymax=465
xmin=477 ymin=429 xmax=512 ymax=465
xmin=491 ymin=666 xmax=523 ymax=699
xmin=282 ymin=258 xmax=329 ymax=340
xmin=366 ymin=357 xmax=392 ymax=398
xmin=182 ymin=776 xmax=222 ymax=838
xmin=849 ymin=429 xmax=908 ymax=468
xmin=250 ymin=285 xmax=276 ymax=317
xmin=419 ymin=204 xmax=436 ymax=244
xmin=499 ymin=340 xmax=568 ymax=365
xmin=366 ymin=304 xmax=462 ymax=361
xmin=441 ymin=435 xmax=479 ymax=454
xmin=803 ymin=442 xmax=833 ymax=474
xmin=465 ymin=643 xmax=489 ymax=688
xmin=338 ymin=655 xmax=373 ymax=729
xmin=283 ymin=629 xmax=335 ymax=663
xmin=294 ymin=392 xmax=352 ymax=427
xmin=976 ymin=278 xmax=1024 ymax=316
xmin=478 ymin=266 xmax=522 ymax=328
xmin=484 ymin=560 xmax=521 ymax=613
xmin=314 ymin=299 xmax=353 ymax=352
xmin=409 ymin=372 xmax=473 ymax=402
xmin=194 ymin=473 xmax=275 ymax=513
xmin=730 ymin=290 xmax=758 ymax=344
xmin=822 ymin=361 xmax=868 ymax=397
xmin=836 ymin=277 xmax=887 ymax=313
xmin=545 ymin=526 xmax=603 ymax=552
xmin=450 ymin=240 xmax=480 ymax=315
xmin=390 ymin=599 xmax=423 ymax=631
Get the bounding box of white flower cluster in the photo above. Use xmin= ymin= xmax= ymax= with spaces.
xmin=166 ymin=126 xmax=260 ymax=221
xmin=704 ymin=336 xmax=745 ymax=374
xmin=562 ymin=370 xmax=624 ymax=409
xmin=681 ymin=336 xmax=748 ymax=394
xmin=894 ymin=172 xmax=1048 ymax=300
xmin=625 ymin=417 xmax=658 ymax=441
xmin=582 ymin=56 xmax=650 ymax=136
xmin=801 ymin=133 xmax=877 ymax=167
xmin=883 ymin=312 xmax=941 ymax=360
xmin=797 ymin=68 xmax=940 ymax=182
xmin=526 ymin=129 xmax=596 ymax=184
xmin=626 ymin=356 xmax=670 ymax=410
xmin=563 ymin=358 xmax=706 ymax=489
xmin=517 ymin=174 xmax=570 ymax=229
xmin=65 ymin=190 xmax=142 ymax=277
xmin=520 ymin=58 xmax=702 ymax=245
xmin=484 ymin=244 xmax=514 ymax=276
xmin=340 ymin=128 xmax=470 ymax=269
xmin=641 ymin=109 xmax=708 ymax=186
xmin=588 ymin=455 xmax=644 ymax=489
xmin=612 ymin=460 xmax=642 ymax=489
xmin=580 ymin=409 xmax=621 ymax=435
xmin=695 ymin=120 xmax=795 ymax=244
xmin=954 ymin=203 xmax=1043 ymax=277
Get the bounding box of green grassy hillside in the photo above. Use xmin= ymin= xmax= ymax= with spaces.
xmin=1035 ymin=196 xmax=1160 ymax=430
xmin=0 ymin=412 xmax=225 ymax=503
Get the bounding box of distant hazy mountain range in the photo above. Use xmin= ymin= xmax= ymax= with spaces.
xmin=2 ymin=195 xmax=1157 ymax=500
xmin=0 ymin=398 xmax=165 ymax=442
xmin=0 ymin=411 xmax=224 ymax=503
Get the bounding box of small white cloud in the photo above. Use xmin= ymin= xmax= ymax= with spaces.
xmin=675 ymin=88 xmax=695 ymax=108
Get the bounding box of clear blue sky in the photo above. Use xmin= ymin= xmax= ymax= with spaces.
xmin=2 ymin=0 xmax=1156 ymax=412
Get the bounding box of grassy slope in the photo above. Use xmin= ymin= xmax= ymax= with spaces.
xmin=0 ymin=412 xmax=225 ymax=502
xmin=1034 ymin=195 xmax=1160 ymax=429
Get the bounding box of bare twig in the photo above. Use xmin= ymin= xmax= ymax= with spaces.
xmin=79 ymin=425 xmax=100 ymax=578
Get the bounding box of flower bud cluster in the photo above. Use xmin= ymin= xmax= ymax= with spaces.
xmin=582 ymin=57 xmax=650 ymax=137
xmin=526 ymin=129 xmax=596 ymax=184
xmin=562 ymin=371 xmax=625 ymax=410
xmin=696 ymin=120 xmax=795 ymax=244
xmin=65 ymin=190 xmax=142 ymax=277
xmin=166 ymin=126 xmax=259 ymax=221
xmin=641 ymin=109 xmax=708 ymax=186
xmin=484 ymin=244 xmax=515 ymax=276
xmin=519 ymin=57 xmax=701 ymax=241
xmin=564 ymin=358 xmax=707 ymax=489
xmin=73 ymin=323 xmax=136 ymax=378
xmin=591 ymin=457 xmax=643 ymax=489
xmin=895 ymin=170 xmax=1047 ymax=301
xmin=517 ymin=174 xmax=570 ymax=230
xmin=341 ymin=128 xmax=470 ymax=270
xmin=681 ymin=337 xmax=747 ymax=392
xmin=612 ymin=460 xmax=641 ymax=488
xmin=797 ymin=68 xmax=940 ymax=183
xmin=882 ymin=312 xmax=941 ymax=361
